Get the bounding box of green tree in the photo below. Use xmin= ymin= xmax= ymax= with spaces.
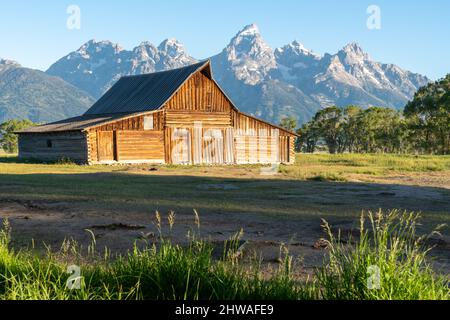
xmin=279 ymin=116 xmax=298 ymax=132
xmin=404 ymin=74 xmax=450 ymax=154
xmin=313 ymin=106 xmax=343 ymax=154
xmin=0 ymin=119 xmax=35 ymax=153
xmin=296 ymin=122 xmax=320 ymax=153
xmin=356 ymin=107 xmax=404 ymax=153
xmin=340 ymin=105 xmax=363 ymax=153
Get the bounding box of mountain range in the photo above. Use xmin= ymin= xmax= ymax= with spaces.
xmin=1 ymin=24 xmax=430 ymax=124
xmin=0 ymin=59 xmax=94 ymax=123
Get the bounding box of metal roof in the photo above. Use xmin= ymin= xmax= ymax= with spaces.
xmin=84 ymin=61 xmax=210 ymax=116
xmin=17 ymin=113 xmax=129 ymax=133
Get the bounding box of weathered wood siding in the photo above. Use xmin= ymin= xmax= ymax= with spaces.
xmin=232 ymin=112 xmax=294 ymax=164
xmin=165 ymin=110 xmax=231 ymax=128
xmin=163 ymin=71 xmax=236 ymax=165
xmin=234 ymin=112 xmax=296 ymax=164
xmin=165 ymin=71 xmax=233 ymax=113
xmin=18 ymin=132 xmax=88 ymax=163
xmin=165 ymin=127 xmax=235 ymax=165
xmin=87 ymin=111 xmax=165 ymax=164
xmin=116 ymin=131 xmax=164 ymax=162
xmin=163 ymin=72 xmax=297 ymax=165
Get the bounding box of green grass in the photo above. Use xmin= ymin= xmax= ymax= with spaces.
xmin=0 ymin=210 xmax=448 ymax=300
xmin=0 ymin=217 xmax=311 ymax=300
xmin=280 ymin=153 xmax=450 ymax=180
xmin=317 ymin=210 xmax=449 ymax=300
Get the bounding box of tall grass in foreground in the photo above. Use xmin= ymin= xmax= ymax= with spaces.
xmin=317 ymin=210 xmax=449 ymax=300
xmin=0 ymin=217 xmax=309 ymax=300
xmin=0 ymin=210 xmax=448 ymax=300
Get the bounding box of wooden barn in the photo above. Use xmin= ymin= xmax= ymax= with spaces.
xmin=17 ymin=61 xmax=298 ymax=165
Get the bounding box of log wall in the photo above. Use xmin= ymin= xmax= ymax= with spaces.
xmin=18 ymin=132 xmax=88 ymax=163
xmin=87 ymin=111 xmax=165 ymax=164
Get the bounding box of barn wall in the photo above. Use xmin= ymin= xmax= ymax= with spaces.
xmin=164 ymin=127 xmax=235 ymax=165
xmin=87 ymin=111 xmax=165 ymax=164
xmin=116 ymin=131 xmax=164 ymax=162
xmin=231 ymin=112 xmax=296 ymax=164
xmin=18 ymin=132 xmax=88 ymax=163
xmin=163 ymin=74 xmax=297 ymax=165
xmin=163 ymin=72 xmax=235 ymax=165
xmin=165 ymin=110 xmax=231 ymax=128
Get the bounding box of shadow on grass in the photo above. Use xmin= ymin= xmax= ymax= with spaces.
xmin=0 ymin=170 xmax=449 ymax=222
xmin=0 ymin=156 xmax=47 ymax=164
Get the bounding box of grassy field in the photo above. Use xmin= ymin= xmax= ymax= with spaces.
xmin=283 ymin=154 xmax=450 ymax=181
xmin=0 ymin=210 xmax=448 ymax=300
xmin=0 ymin=153 xmax=449 ymax=300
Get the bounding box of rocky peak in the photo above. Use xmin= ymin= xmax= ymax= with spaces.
xmin=132 ymin=42 xmax=158 ymax=60
xmin=76 ymin=40 xmax=124 ymax=58
xmin=338 ymin=42 xmax=370 ymax=64
xmin=222 ymin=23 xmax=277 ymax=85
xmin=0 ymin=59 xmax=21 ymax=73
xmin=158 ymin=39 xmax=187 ymax=57
xmin=156 ymin=38 xmax=196 ymax=70
xmin=276 ymin=40 xmax=320 ymax=58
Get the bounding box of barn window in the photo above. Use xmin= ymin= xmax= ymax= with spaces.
xmin=143 ymin=116 xmax=154 ymax=130
xmin=46 ymin=139 xmax=53 ymax=148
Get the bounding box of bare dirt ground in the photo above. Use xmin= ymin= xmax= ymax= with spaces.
xmin=1 ymin=165 xmax=449 ymax=277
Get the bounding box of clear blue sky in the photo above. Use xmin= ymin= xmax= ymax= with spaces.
xmin=0 ymin=0 xmax=448 ymax=79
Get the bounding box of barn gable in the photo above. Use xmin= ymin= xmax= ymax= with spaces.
xmin=84 ymin=60 xmax=227 ymax=116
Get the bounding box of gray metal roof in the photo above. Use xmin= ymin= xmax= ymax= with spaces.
xmin=84 ymin=61 xmax=210 ymax=116
xmin=17 ymin=113 xmax=129 ymax=133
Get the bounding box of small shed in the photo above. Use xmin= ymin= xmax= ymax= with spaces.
xmin=17 ymin=61 xmax=298 ymax=165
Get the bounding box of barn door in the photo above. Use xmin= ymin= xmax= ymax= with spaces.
xmin=97 ymin=131 xmax=116 ymax=162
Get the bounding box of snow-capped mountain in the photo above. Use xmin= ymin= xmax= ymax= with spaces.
xmin=46 ymin=39 xmax=196 ymax=98
xmin=211 ymin=25 xmax=321 ymax=123
xmin=274 ymin=41 xmax=429 ymax=109
xmin=216 ymin=24 xmax=277 ymax=85
xmin=45 ymin=23 xmax=430 ymax=124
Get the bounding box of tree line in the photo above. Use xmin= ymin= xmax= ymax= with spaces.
xmin=281 ymin=74 xmax=450 ymax=155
